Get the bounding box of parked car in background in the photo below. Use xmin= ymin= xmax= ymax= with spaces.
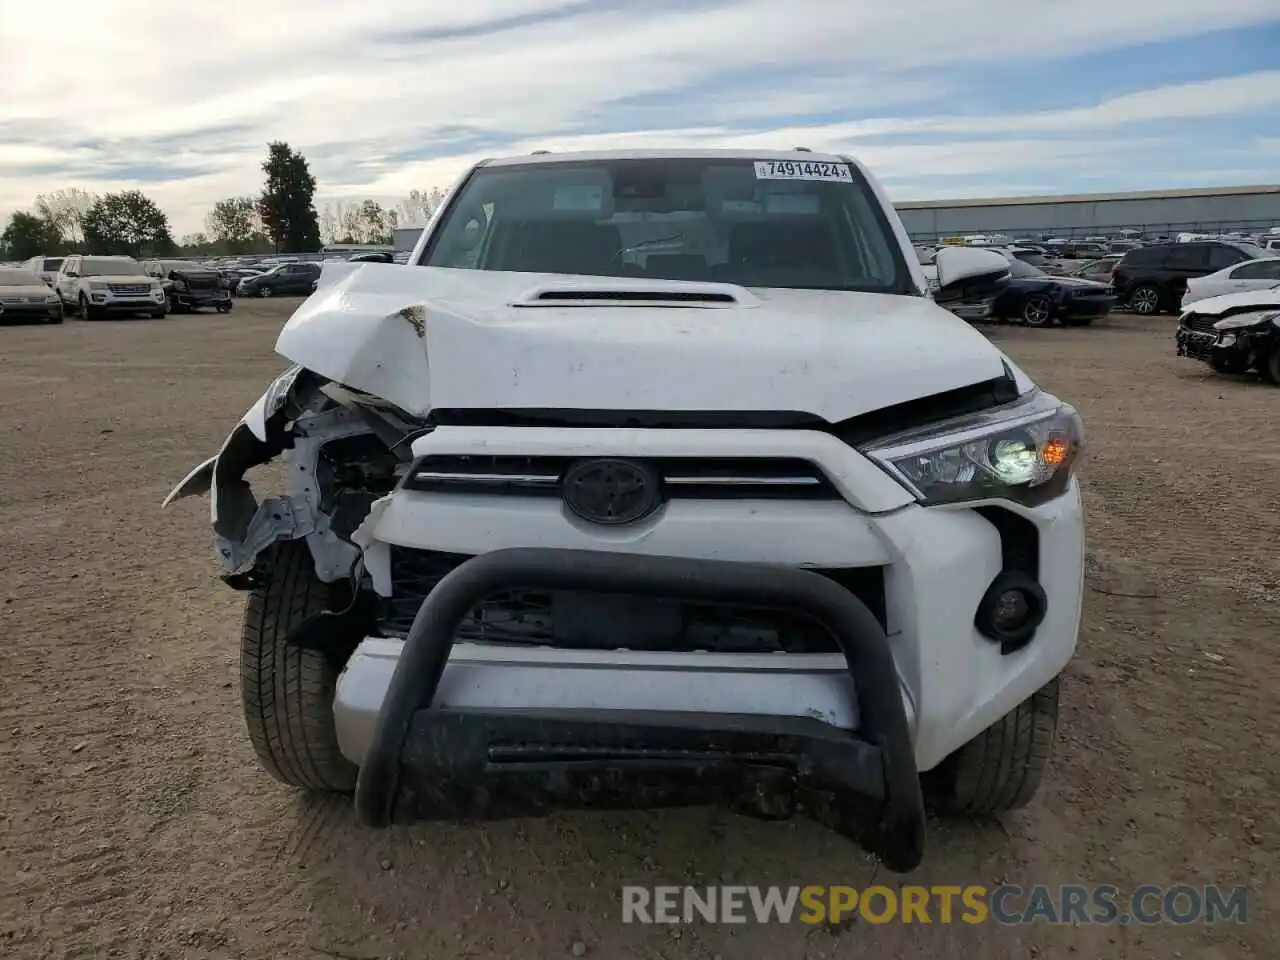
xmin=21 ymin=255 xmax=65 ymax=287
xmin=221 ymin=267 xmax=266 ymax=295
xmin=237 ymin=262 xmax=321 ymax=297
xmin=0 ymin=267 xmax=63 ymax=323
xmin=142 ymin=259 xmax=234 ymax=314
xmin=1043 ymin=240 xmax=1109 ymax=260
xmin=1110 ymin=240 xmax=1268 ymax=315
xmin=1176 ymin=287 xmax=1280 ymax=381
xmin=1180 ymin=257 xmax=1280 ymax=308
xmin=1067 ymin=256 xmax=1120 ymax=282
xmin=54 ymin=255 xmax=167 ymax=319
xmin=918 ymin=248 xmax=1010 ymax=321
xmin=992 ymin=257 xmax=1115 ymax=327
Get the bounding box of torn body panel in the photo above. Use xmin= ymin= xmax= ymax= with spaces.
xmin=163 ymin=367 xmax=409 ymax=586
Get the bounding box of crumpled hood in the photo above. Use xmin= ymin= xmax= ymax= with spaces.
xmin=1183 ymin=287 xmax=1280 ymax=315
xmin=276 ymin=263 xmax=1013 ymax=422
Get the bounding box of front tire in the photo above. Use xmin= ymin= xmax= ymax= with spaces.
xmin=925 ymin=677 xmax=1059 ymax=815
xmin=1260 ymin=345 xmax=1280 ymax=385
xmin=1021 ymin=296 xmax=1054 ymax=327
xmin=79 ymin=294 xmax=102 ymax=321
xmin=257 ymin=286 xmax=273 ymax=298
xmin=1128 ymin=283 xmax=1161 ymax=315
xmin=1210 ymin=353 xmax=1248 ymax=375
xmin=240 ymin=540 xmax=357 ymax=792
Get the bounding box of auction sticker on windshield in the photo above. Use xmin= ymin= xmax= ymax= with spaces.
xmin=754 ymin=160 xmax=853 ymax=182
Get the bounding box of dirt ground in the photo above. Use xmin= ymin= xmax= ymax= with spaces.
xmin=1 ymin=300 xmax=1275 ymax=959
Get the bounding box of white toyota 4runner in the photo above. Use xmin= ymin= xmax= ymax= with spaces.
xmin=165 ymin=149 xmax=1084 ymax=872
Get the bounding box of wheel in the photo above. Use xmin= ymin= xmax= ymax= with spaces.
xmin=1260 ymin=345 xmax=1280 ymax=385
xmin=924 ymin=677 xmax=1059 ymax=815
xmin=46 ymin=309 xmax=64 ymax=324
xmin=1061 ymin=315 xmax=1094 ymax=327
xmin=1020 ymin=296 xmax=1054 ymax=327
xmin=1128 ymin=283 xmax=1161 ymax=315
xmin=79 ymin=294 xmax=101 ymax=321
xmin=216 ymin=303 xmax=232 ymax=314
xmin=257 ymin=286 xmax=273 ymax=298
xmin=1210 ymin=353 xmax=1248 ymax=375
xmin=240 ymin=540 xmax=357 ymax=791
xmin=150 ymin=309 xmax=167 ymax=319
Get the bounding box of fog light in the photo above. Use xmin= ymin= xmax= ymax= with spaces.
xmin=992 ymin=588 xmax=1031 ymax=630
xmin=975 ymin=572 xmax=1047 ymax=653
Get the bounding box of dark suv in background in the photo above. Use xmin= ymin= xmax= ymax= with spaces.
xmin=1111 ymin=240 xmax=1268 ymax=315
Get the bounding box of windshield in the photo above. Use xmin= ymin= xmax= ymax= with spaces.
xmin=0 ymin=268 xmax=44 ymax=286
xmin=1008 ymin=259 xmax=1046 ymax=279
xmin=421 ymin=157 xmax=910 ymax=293
xmin=82 ymin=257 xmax=142 ymax=277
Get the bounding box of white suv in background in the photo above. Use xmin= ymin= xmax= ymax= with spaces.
xmin=21 ymin=255 xmax=66 ymax=287
xmin=54 ymin=255 xmax=168 ymax=320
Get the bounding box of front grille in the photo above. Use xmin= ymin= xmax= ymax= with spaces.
xmin=0 ymin=295 xmax=45 ymax=304
xmin=185 ymin=276 xmax=219 ymax=291
xmin=107 ymin=283 xmax=150 ymax=296
xmin=403 ymin=455 xmax=838 ymax=500
xmin=1183 ymin=314 xmax=1219 ymax=334
xmin=382 ymin=546 xmax=887 ymax=652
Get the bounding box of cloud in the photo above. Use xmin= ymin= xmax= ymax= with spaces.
xmin=1 ymin=1 xmax=1278 ymax=235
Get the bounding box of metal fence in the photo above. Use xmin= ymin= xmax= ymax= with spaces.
xmin=902 ymin=217 xmax=1280 ymax=245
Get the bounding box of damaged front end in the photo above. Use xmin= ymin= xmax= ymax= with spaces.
xmin=163 ymin=362 xmax=429 ymax=590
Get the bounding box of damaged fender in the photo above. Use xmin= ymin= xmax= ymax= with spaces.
xmin=161 ymin=364 xmax=369 ymax=583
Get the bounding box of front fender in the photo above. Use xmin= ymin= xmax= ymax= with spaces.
xmin=162 ymin=363 xmax=308 ymax=505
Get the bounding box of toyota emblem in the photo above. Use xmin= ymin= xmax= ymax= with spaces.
xmin=561 ymin=458 xmax=662 ymax=525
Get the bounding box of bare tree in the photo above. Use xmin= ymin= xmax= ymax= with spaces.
xmin=34 ymin=187 xmax=98 ymax=246
xmin=397 ymin=188 xmax=447 ymax=225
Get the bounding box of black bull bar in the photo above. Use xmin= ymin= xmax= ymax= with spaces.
xmin=353 ymin=548 xmax=926 ymax=872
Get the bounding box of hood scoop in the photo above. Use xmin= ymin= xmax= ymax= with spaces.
xmin=512 ymin=280 xmax=757 ymax=309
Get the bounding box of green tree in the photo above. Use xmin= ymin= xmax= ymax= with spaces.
xmin=205 ymin=197 xmax=261 ymax=251
xmin=258 ymin=141 xmax=321 ymax=253
xmin=1 ymin=211 xmax=63 ymax=260
xmin=82 ymin=191 xmax=174 ymax=257
xmin=34 ymin=187 xmax=97 ymax=247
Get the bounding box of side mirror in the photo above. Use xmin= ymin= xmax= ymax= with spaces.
xmin=932 ymin=247 xmax=1010 ymax=303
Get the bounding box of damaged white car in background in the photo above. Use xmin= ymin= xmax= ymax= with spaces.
xmin=164 ymin=149 xmax=1085 ymax=873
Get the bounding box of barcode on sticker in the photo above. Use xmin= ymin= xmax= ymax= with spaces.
xmin=754 ymin=160 xmax=852 ymax=182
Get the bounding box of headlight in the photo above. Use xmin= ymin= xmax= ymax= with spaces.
xmin=173 ymin=279 xmax=187 ymax=292
xmin=862 ymin=390 xmax=1084 ymax=507
xmin=1213 ymin=311 xmax=1279 ymax=331
xmin=45 ymin=294 xmax=59 ymax=304
xmin=263 ymin=364 xmax=305 ymax=419
xmin=88 ymin=281 xmax=111 ymax=290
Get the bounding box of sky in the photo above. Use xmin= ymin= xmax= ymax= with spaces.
xmin=2 ymin=0 xmax=1279 ymax=237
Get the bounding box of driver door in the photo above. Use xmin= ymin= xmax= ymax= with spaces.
xmin=55 ymin=257 xmax=81 ymax=303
